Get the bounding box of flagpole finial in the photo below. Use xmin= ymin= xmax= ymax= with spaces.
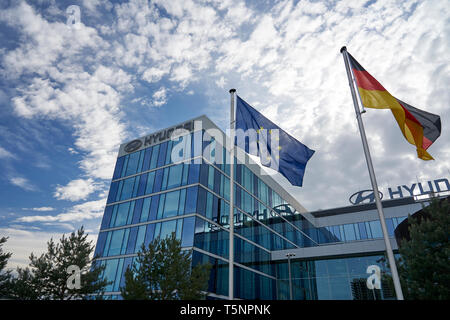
xmin=229 ymin=88 xmax=236 ymax=93
xmin=340 ymin=46 xmax=347 ymax=53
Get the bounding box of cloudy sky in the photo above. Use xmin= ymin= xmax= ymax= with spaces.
xmin=0 ymin=0 xmax=448 ymax=270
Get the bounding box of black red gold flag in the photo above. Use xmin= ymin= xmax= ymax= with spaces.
xmin=348 ymin=53 xmax=441 ymax=160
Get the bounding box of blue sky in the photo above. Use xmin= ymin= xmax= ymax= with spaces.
xmin=0 ymin=0 xmax=449 ymax=269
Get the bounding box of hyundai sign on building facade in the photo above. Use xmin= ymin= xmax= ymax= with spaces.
xmin=93 ymin=115 xmax=446 ymax=300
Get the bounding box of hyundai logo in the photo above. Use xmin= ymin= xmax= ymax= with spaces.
xmin=349 ymin=189 xmax=383 ymax=205
xmin=124 ymin=139 xmax=143 ymax=153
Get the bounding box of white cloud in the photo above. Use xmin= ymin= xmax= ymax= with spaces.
xmin=54 ymin=178 xmax=98 ymax=202
xmin=17 ymin=198 xmax=106 ymax=223
xmin=9 ymin=177 xmax=36 ymax=192
xmin=0 ymin=146 xmax=15 ymax=159
xmin=23 ymin=207 xmax=55 ymax=212
xmin=151 ymin=87 xmax=168 ymax=107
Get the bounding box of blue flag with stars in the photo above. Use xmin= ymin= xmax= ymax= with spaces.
xmin=234 ymin=95 xmax=315 ymax=187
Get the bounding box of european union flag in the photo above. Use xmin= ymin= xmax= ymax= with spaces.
xmin=235 ymin=96 xmax=315 ymax=187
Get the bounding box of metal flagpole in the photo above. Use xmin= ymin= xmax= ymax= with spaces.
xmin=340 ymin=46 xmax=404 ymax=300
xmin=228 ymin=88 xmax=236 ymax=300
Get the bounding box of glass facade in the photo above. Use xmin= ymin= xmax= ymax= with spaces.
xmin=275 ymin=254 xmax=398 ymax=300
xmin=93 ymin=121 xmax=416 ymax=300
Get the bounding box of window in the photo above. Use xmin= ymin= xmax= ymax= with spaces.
xmin=153 ymin=169 xmax=163 ymax=193
xmin=165 ymin=140 xmax=173 ymax=165
xmin=164 ymin=190 xmax=180 ymax=218
xmin=358 ymin=222 xmax=368 ymax=240
xmin=167 ymin=164 xmax=183 ymax=189
xmin=161 ymin=167 xmax=169 ymax=191
xmin=135 ymin=225 xmax=146 ymax=252
xmin=178 ymin=188 xmax=186 ymax=215
xmin=386 ymin=218 xmax=395 ymax=236
xmin=137 ymin=173 xmax=147 ymax=197
xmin=94 ymin=232 xmax=107 ymax=257
xmin=141 ymin=147 xmax=152 ymax=172
xmin=108 ymin=229 xmax=125 ymax=256
xmin=144 ymin=224 xmax=155 ymax=247
xmin=150 ymin=144 xmax=159 ymax=169
xmin=107 ymin=181 xmax=119 ymax=204
xmin=125 ymin=151 xmax=141 ymax=176
xmin=120 ymin=155 xmax=129 ymax=178
xmin=140 ymin=197 xmax=151 ymax=222
xmin=197 ymin=187 xmax=207 ymax=216
xmin=113 ymin=157 xmax=125 ymax=180
xmin=205 ymin=192 xmax=213 ymax=220
xmin=149 ymin=195 xmax=159 ymax=221
xmin=103 ymin=259 xmax=119 ymax=292
xmin=208 ymin=166 xmax=214 ymax=190
xmin=157 ymin=193 xmax=166 ymax=220
xmin=369 ymin=220 xmax=383 ymax=238
xmin=181 ymin=217 xmax=195 ymax=247
xmin=343 ymin=224 xmax=356 ymax=241
xmin=101 ymin=206 xmax=113 ymax=229
xmin=115 ymin=202 xmax=130 ymax=227
xmin=120 ymin=177 xmax=135 ymax=201
xmin=145 ymin=171 xmax=155 ymax=195
xmin=160 ymin=220 xmax=177 ymax=239
xmin=126 ymin=227 xmax=138 ymax=254
xmin=157 ymin=142 xmax=167 ymax=168
xmin=185 ymin=187 xmax=198 ymax=214
xmin=188 ymin=163 xmax=200 ymax=184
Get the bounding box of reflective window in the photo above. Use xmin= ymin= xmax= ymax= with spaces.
xmin=164 ymin=190 xmax=180 ymax=218
xmin=101 ymin=206 xmax=113 ymax=229
xmin=103 ymin=259 xmax=119 ymax=292
xmin=145 ymin=171 xmax=155 ymax=195
xmin=108 ymin=229 xmax=125 ymax=256
xmin=115 ymin=202 xmax=130 ymax=227
xmin=343 ymin=224 xmax=356 ymax=241
xmin=157 ymin=142 xmax=167 ymax=168
xmin=125 ymin=151 xmax=141 ymax=177
xmin=160 ymin=219 xmax=177 ymax=239
xmin=188 ymin=163 xmax=200 ymax=185
xmin=167 ymin=164 xmax=183 ymax=189
xmin=369 ymin=220 xmax=383 ymax=238
xmin=181 ymin=217 xmax=195 ymax=247
xmin=150 ymin=144 xmax=159 ymax=169
xmin=113 ymin=157 xmax=125 ymax=180
xmin=135 ymin=225 xmax=146 ymax=252
xmin=120 ymin=177 xmax=135 ymax=201
xmin=140 ymin=197 xmax=151 ymax=222
xmin=132 ymin=198 xmax=144 ymax=224
xmin=185 ymin=186 xmax=198 ymax=214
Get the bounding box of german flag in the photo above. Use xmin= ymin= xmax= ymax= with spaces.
xmin=347 ymin=53 xmax=441 ymax=160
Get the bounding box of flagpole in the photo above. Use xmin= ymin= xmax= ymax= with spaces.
xmin=340 ymin=46 xmax=404 ymax=300
xmin=228 ymin=88 xmax=236 ymax=300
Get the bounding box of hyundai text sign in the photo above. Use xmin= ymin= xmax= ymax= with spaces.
xmin=349 ymin=178 xmax=450 ymax=205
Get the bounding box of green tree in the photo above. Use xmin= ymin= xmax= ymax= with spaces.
xmin=0 ymin=236 xmax=13 ymax=298
xmin=9 ymin=226 xmax=110 ymax=300
xmin=121 ymin=232 xmax=211 ymax=300
xmin=397 ymin=197 xmax=450 ymax=299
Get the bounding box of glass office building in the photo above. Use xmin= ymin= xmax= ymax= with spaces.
xmin=92 ymin=115 xmax=439 ymax=300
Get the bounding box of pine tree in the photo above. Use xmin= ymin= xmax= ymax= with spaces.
xmin=9 ymin=226 xmax=110 ymax=300
xmin=397 ymin=197 xmax=450 ymax=299
xmin=121 ymin=232 xmax=211 ymax=300
xmin=0 ymin=236 xmax=13 ymax=298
